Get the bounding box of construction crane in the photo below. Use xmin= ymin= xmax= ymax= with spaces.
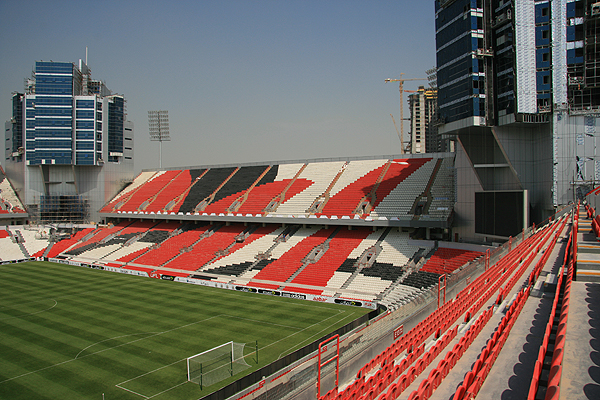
xmin=385 ymin=73 xmax=427 ymax=153
xmin=390 ymin=114 xmax=410 ymax=154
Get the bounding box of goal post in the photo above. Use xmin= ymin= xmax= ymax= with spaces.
xmin=187 ymin=341 xmax=251 ymax=389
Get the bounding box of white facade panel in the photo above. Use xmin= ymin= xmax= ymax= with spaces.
xmin=515 ymin=0 xmax=537 ymax=114
xmin=552 ymin=0 xmax=568 ymax=107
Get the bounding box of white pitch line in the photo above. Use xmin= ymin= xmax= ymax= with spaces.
xmin=0 ymin=299 xmax=58 ymax=321
xmin=75 ymin=332 xmax=161 ymax=359
xmin=146 ymin=380 xmax=189 ymax=399
xmin=277 ymin=311 xmax=352 ymax=357
xmin=245 ymin=309 xmax=348 ymax=359
xmin=0 ymin=314 xmax=223 ymax=385
xmin=117 ymin=358 xmax=185 ymax=386
xmin=222 ymin=314 xmax=304 ymax=330
xmin=114 ymin=384 xmax=150 ymax=399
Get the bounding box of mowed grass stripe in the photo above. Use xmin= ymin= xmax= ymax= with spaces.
xmin=0 ymin=378 xmax=54 ymax=400
xmin=0 ymin=320 xmax=83 ymax=363
xmin=0 ymin=262 xmax=369 ymax=399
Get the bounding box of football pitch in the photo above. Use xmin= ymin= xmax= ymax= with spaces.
xmin=0 ymin=262 xmax=369 ymax=400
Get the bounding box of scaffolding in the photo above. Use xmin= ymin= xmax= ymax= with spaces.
xmin=29 ymin=194 xmax=90 ymax=224
xmin=568 ymin=1 xmax=600 ymax=111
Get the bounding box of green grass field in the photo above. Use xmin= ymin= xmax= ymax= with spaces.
xmin=0 ymin=262 xmax=369 ymax=400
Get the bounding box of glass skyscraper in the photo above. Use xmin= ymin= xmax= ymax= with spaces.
xmin=435 ymin=0 xmax=598 ymax=241
xmin=5 ymin=60 xmax=134 ymax=223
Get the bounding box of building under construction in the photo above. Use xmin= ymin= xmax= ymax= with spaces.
xmin=407 ymin=86 xmax=447 ymax=154
xmin=435 ymin=0 xmax=600 ymax=241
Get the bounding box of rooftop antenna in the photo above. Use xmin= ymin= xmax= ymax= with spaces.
xmin=148 ymin=110 xmax=170 ymax=169
xmin=85 ymin=46 xmax=88 ymax=65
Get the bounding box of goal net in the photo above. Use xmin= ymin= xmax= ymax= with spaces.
xmin=187 ymin=341 xmax=251 ymax=388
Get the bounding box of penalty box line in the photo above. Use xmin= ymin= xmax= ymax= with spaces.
xmin=115 ymin=310 xmax=351 ymax=397
xmin=115 ymin=358 xmax=187 ymax=399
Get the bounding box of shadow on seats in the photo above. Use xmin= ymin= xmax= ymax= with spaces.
xmin=585 ymin=283 xmax=600 ymax=399
xmin=501 ymin=296 xmax=553 ymax=400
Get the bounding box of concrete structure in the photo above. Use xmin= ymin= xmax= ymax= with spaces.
xmin=407 ymin=86 xmax=448 ymax=153
xmin=435 ymin=0 xmax=599 ymax=242
xmin=4 ymin=60 xmax=134 ymax=223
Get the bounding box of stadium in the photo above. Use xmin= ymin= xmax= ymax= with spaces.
xmin=0 ymin=149 xmax=596 ymax=400
xmin=3 ymin=1 xmax=600 ymax=400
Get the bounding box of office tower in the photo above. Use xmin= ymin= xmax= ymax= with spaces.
xmin=4 ymin=60 xmax=134 ymax=223
xmin=435 ymin=0 xmax=597 ymax=241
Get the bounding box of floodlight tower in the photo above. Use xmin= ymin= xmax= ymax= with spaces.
xmin=148 ymin=110 xmax=170 ymax=169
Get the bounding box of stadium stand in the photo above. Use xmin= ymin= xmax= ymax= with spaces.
xmin=201 ymin=165 xmax=273 ymax=214
xmin=101 ymin=170 xmax=157 ymax=213
xmin=370 ymin=158 xmax=435 ymax=219
xmin=63 ymin=221 xmax=132 ymax=256
xmin=324 ymin=216 xmax=564 ymax=400
xmin=8 ymin=227 xmax=48 ymax=257
xmin=0 ymin=166 xmax=26 ymax=213
xmin=283 ymin=227 xmax=372 ymax=294
xmin=275 ymin=161 xmax=346 ymax=215
xmin=203 ymin=226 xmax=284 ymax=277
xmin=6 ymin=155 xmax=600 ymax=400
xmin=143 ymin=170 xmax=192 ymax=212
xmin=45 ymin=227 xmax=96 ymax=258
xmin=250 ymin=226 xmax=336 ymax=289
xmin=163 ymin=224 xmax=248 ymax=271
xmin=317 ymin=159 xmax=388 ymax=216
xmin=420 ymin=247 xmax=483 ymax=275
xmin=130 ymin=225 xmax=204 ymax=265
xmin=0 ymin=229 xmax=27 ymax=260
xmin=96 ymin=156 xmax=453 ymax=222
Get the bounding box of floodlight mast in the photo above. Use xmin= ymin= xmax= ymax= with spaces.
xmin=148 ymin=110 xmax=170 ymax=168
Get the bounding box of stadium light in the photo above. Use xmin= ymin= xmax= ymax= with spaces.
xmin=148 ymin=110 xmax=170 ymax=169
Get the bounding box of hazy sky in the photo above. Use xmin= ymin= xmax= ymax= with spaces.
xmin=0 ymin=0 xmax=436 ymax=174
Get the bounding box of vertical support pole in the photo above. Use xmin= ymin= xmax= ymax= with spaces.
xmin=317 ymin=335 xmax=340 ymax=398
xmin=485 ymin=249 xmax=490 ymax=270
xmin=438 ymin=274 xmax=446 ymax=308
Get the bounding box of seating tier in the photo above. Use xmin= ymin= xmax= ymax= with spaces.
xmin=421 ymin=247 xmax=482 ymax=275
xmin=200 ymin=225 xmax=280 ymax=273
xmin=101 ymin=171 xmax=156 ymax=212
xmin=250 ymin=227 xmax=335 ymax=288
xmin=100 ymin=157 xmax=455 ymax=220
xmin=276 ymin=161 xmax=346 ymax=215
xmin=0 ymin=168 xmax=26 ymax=213
xmin=370 ymin=158 xmax=435 ymax=218
xmin=319 ymin=161 xmax=388 ymax=216
xmin=285 ymin=228 xmax=371 ymax=293
xmin=164 ymin=224 xmax=247 ymax=271
xmin=133 ymin=227 xmax=209 ymax=267
xmin=143 ymin=170 xmax=192 ymax=212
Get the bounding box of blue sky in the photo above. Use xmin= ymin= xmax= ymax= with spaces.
xmin=0 ymin=0 xmax=436 ymax=173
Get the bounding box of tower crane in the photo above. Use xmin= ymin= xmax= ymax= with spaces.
xmin=385 ymin=73 xmax=427 ymax=153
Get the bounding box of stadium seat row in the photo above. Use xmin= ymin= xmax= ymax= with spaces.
xmin=322 ymin=218 xmax=561 ymax=400
xmin=527 ymin=210 xmax=576 ymax=400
